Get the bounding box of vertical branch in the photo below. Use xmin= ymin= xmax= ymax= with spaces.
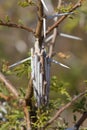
xmin=24 ymin=106 xmax=31 ymax=130
xmin=35 ymin=0 xmax=43 ymax=40
xmin=35 ymin=0 xmax=44 ymax=53
xmin=48 ymin=0 xmax=62 ymax=58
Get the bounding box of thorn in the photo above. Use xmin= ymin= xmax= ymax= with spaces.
xmin=43 ymin=18 xmax=46 ymax=38
xmin=51 ymin=59 xmax=70 ymax=69
xmin=9 ymin=57 xmax=31 ymax=68
xmin=45 ymin=35 xmax=53 ymax=42
xmin=60 ymin=33 xmax=82 ymax=40
xmin=45 ymin=33 xmax=82 ymax=43
xmin=47 ymin=12 xmax=74 ymax=19
xmin=41 ymin=0 xmax=48 ymax=12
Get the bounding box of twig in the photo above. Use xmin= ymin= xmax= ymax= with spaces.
xmin=24 ymin=106 xmax=31 ymax=130
xmin=0 ymin=21 xmax=35 ymax=34
xmin=0 ymin=72 xmax=19 ymax=99
xmin=44 ymin=90 xmax=87 ymax=129
xmin=46 ymin=0 xmax=84 ymax=35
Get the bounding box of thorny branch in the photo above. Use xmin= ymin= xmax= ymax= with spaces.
xmin=0 ymin=0 xmax=86 ymax=129
xmin=46 ymin=0 xmax=84 ymax=36
xmin=48 ymin=0 xmax=62 ymax=58
xmin=44 ymin=90 xmax=87 ymax=129
xmin=0 ymin=21 xmax=35 ymax=34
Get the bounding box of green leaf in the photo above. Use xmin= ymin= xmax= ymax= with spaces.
xmin=18 ymin=19 xmax=24 ymax=25
xmin=18 ymin=0 xmax=35 ymax=7
xmin=5 ymin=15 xmax=10 ymax=23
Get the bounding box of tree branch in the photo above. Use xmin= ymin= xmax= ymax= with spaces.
xmin=44 ymin=90 xmax=87 ymax=129
xmin=0 ymin=21 xmax=35 ymax=34
xmin=35 ymin=0 xmax=43 ymax=43
xmin=0 ymin=72 xmax=19 ymax=99
xmin=75 ymin=112 xmax=87 ymax=130
xmin=46 ymin=0 xmax=84 ymax=35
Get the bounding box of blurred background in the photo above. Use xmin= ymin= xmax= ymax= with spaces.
xmin=0 ymin=0 xmax=87 ymax=128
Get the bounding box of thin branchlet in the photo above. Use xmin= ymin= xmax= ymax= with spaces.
xmin=0 ymin=21 xmax=35 ymax=34
xmin=46 ymin=0 xmax=84 ymax=35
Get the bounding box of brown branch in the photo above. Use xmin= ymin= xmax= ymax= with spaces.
xmin=35 ymin=0 xmax=43 ymax=40
xmin=25 ymin=77 xmax=33 ymax=105
xmin=75 ymin=112 xmax=87 ymax=130
xmin=24 ymin=106 xmax=31 ymax=130
xmin=0 ymin=72 xmax=19 ymax=99
xmin=46 ymin=0 xmax=84 ymax=35
xmin=44 ymin=90 xmax=87 ymax=129
xmin=0 ymin=21 xmax=35 ymax=34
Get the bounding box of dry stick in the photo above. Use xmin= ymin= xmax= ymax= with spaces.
xmin=44 ymin=90 xmax=87 ymax=129
xmin=0 ymin=72 xmax=19 ymax=99
xmin=0 ymin=21 xmax=35 ymax=34
xmin=24 ymin=106 xmax=31 ymax=130
xmin=46 ymin=0 xmax=84 ymax=36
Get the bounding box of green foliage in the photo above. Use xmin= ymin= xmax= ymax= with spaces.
xmin=0 ymin=82 xmax=9 ymax=95
xmin=5 ymin=15 xmax=10 ymax=23
xmin=18 ymin=0 xmax=35 ymax=8
xmin=0 ymin=106 xmax=25 ymax=130
xmin=73 ymin=96 xmax=87 ymax=113
xmin=18 ymin=19 xmax=24 ymax=25
xmin=33 ymin=108 xmax=50 ymax=129
xmin=51 ymin=76 xmax=71 ymax=103
xmin=55 ymin=4 xmax=73 ymax=13
xmin=63 ymin=17 xmax=79 ymax=33
xmin=2 ymin=59 xmax=31 ymax=78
